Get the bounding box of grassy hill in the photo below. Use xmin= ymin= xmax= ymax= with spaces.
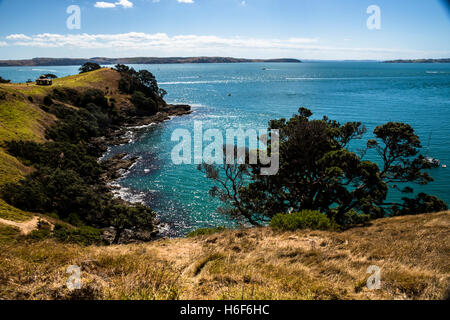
xmin=0 ymin=211 xmax=448 ymax=300
xmin=0 ymin=68 xmax=126 ymax=221
xmin=0 ymin=68 xmax=448 ymax=300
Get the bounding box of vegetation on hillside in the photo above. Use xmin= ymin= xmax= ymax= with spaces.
xmin=79 ymin=62 xmax=102 ymax=74
xmin=0 ymin=64 xmax=164 ymax=243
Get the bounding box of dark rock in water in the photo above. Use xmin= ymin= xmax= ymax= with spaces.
xmin=100 ymin=153 xmax=139 ymax=182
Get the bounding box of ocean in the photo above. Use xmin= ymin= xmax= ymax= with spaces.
xmin=1 ymin=62 xmax=449 ymax=236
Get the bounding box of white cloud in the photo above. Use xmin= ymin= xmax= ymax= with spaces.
xmin=116 ymin=0 xmax=133 ymax=8
xmin=3 ymin=32 xmax=447 ymax=60
xmin=3 ymin=32 xmax=319 ymax=50
xmin=0 ymin=41 xmax=7 ymax=47
xmin=94 ymin=0 xmax=133 ymax=8
xmin=5 ymin=34 xmax=32 ymax=40
xmin=94 ymin=2 xmax=116 ymax=8
xmin=177 ymin=0 xmax=194 ymax=3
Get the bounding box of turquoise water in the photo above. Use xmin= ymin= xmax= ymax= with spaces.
xmin=1 ymin=62 xmax=449 ymax=236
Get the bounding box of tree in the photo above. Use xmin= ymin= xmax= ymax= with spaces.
xmin=130 ymin=91 xmax=157 ymax=115
xmin=79 ymin=62 xmax=101 ymax=74
xmin=43 ymin=73 xmax=58 ymax=79
xmin=198 ymin=146 xmax=263 ymax=226
xmin=102 ymin=203 xmax=156 ymax=244
xmin=198 ymin=108 xmax=446 ymax=227
xmin=0 ymin=76 xmax=11 ymax=84
xmin=114 ymin=64 xmax=165 ymax=99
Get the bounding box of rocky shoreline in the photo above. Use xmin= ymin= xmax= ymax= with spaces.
xmin=94 ymin=104 xmax=192 ymax=243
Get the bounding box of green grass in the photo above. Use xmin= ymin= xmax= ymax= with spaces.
xmin=187 ymin=226 xmax=227 ymax=237
xmin=0 ymin=199 xmax=33 ymax=222
xmin=0 ymin=224 xmax=21 ymax=244
xmin=0 ymin=98 xmax=49 ymax=142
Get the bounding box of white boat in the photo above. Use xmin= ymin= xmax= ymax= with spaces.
xmin=426 ymin=156 xmax=441 ymax=167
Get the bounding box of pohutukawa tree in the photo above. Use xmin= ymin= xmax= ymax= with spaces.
xmin=199 ymin=107 xmax=447 ymax=227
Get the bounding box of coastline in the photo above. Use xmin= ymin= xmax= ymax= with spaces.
xmin=98 ymin=103 xmax=193 ymax=239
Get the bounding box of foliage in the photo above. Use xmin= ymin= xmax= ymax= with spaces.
xmin=130 ymin=91 xmax=157 ymax=114
xmin=391 ymin=193 xmax=447 ymax=216
xmin=187 ymin=226 xmax=226 ymax=237
xmin=270 ymin=210 xmax=335 ymax=231
xmin=79 ymin=62 xmax=101 ymax=74
xmin=5 ymin=140 xmax=102 ymax=183
xmin=114 ymin=64 xmax=165 ymax=115
xmin=53 ymin=224 xmax=103 ymax=245
xmin=52 ymin=87 xmax=79 ymax=104
xmin=198 ymin=146 xmax=260 ymax=226
xmin=199 ymin=108 xmax=446 ymax=227
xmin=43 ymin=73 xmax=58 ymax=79
xmin=78 ymin=88 xmax=109 ymax=109
xmin=0 ymin=76 xmax=11 ymax=84
xmin=28 ymin=229 xmax=52 ymax=241
xmin=43 ymin=95 xmax=53 ymax=106
xmin=1 ymin=86 xmax=156 ymax=241
xmin=99 ymin=203 xmax=156 ymax=244
xmin=0 ymin=167 xmax=103 ymax=219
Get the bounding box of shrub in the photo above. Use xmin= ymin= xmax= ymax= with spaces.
xmin=79 ymin=62 xmax=101 ymax=74
xmin=43 ymin=95 xmax=53 ymax=106
xmin=28 ymin=96 xmax=33 ymax=103
xmin=52 ymin=87 xmax=79 ymax=104
xmin=53 ymin=224 xmax=103 ymax=245
xmin=78 ymin=89 xmax=108 ymax=109
xmin=0 ymin=91 xmax=6 ymax=100
xmin=130 ymin=91 xmax=158 ymax=115
xmin=392 ymin=193 xmax=448 ymax=216
xmin=40 ymin=105 xmax=50 ymax=112
xmin=270 ymin=210 xmax=334 ymax=231
xmin=0 ymin=76 xmax=11 ymax=84
xmin=187 ymin=226 xmax=226 ymax=237
xmin=28 ymin=229 xmax=52 ymax=241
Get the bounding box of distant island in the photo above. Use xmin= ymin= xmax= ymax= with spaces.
xmin=0 ymin=57 xmax=302 ymax=67
xmin=384 ymin=58 xmax=450 ymax=63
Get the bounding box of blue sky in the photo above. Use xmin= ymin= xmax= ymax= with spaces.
xmin=0 ymin=0 xmax=449 ymax=60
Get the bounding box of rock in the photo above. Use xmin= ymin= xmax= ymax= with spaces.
xmin=101 ymin=226 xmax=157 ymax=244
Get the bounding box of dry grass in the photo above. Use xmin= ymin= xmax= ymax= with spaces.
xmin=0 ymin=211 xmax=448 ymax=300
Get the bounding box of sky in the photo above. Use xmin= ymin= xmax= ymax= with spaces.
xmin=0 ymin=0 xmax=449 ymax=60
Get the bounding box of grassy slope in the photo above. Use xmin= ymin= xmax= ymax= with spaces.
xmin=0 ymin=68 xmax=122 ymax=221
xmin=0 ymin=211 xmax=448 ymax=300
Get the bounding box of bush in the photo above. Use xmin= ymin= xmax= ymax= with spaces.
xmin=53 ymin=224 xmax=103 ymax=245
xmin=79 ymin=62 xmax=101 ymax=74
xmin=39 ymin=105 xmax=50 ymax=112
xmin=0 ymin=76 xmax=11 ymax=84
xmin=187 ymin=226 xmax=226 ymax=237
xmin=130 ymin=91 xmax=158 ymax=115
xmin=52 ymin=87 xmax=79 ymax=104
xmin=43 ymin=95 xmax=53 ymax=106
xmin=28 ymin=229 xmax=52 ymax=241
xmin=28 ymin=96 xmax=33 ymax=103
xmin=78 ymin=89 xmax=108 ymax=109
xmin=393 ymin=193 xmax=448 ymax=216
xmin=270 ymin=210 xmax=334 ymax=231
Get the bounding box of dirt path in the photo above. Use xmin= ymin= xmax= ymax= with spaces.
xmin=0 ymin=216 xmax=40 ymax=234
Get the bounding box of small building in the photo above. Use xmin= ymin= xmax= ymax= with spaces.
xmin=36 ymin=78 xmax=52 ymax=86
